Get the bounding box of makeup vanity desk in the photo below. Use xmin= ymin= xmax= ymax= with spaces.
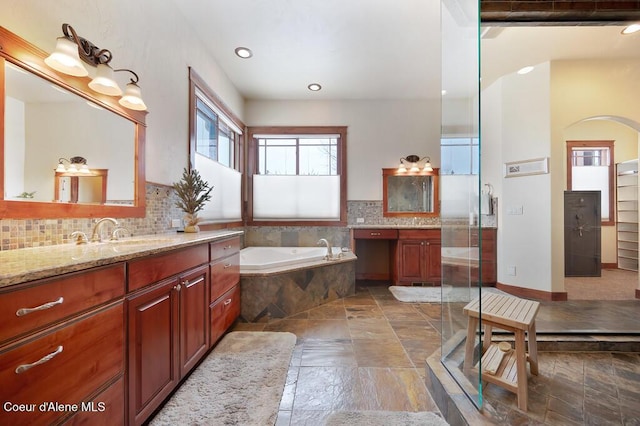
xmin=350 ymin=226 xmax=497 ymax=286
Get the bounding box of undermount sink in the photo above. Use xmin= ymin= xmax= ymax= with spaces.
xmin=106 ymin=237 xmax=175 ymax=246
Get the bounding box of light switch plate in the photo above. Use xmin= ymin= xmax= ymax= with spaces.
xmin=356 ymin=218 xmax=365 ymax=223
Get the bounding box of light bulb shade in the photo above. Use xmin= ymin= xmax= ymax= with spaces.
xmin=67 ymin=164 xmax=78 ymax=173
xmin=119 ymin=82 xmax=147 ymax=111
xmin=55 ymin=163 xmax=67 ymax=173
xmin=88 ymin=64 xmax=122 ymax=96
xmin=423 ymin=162 xmax=433 ymax=172
xmin=409 ymin=164 xmax=420 ymax=172
xmin=79 ymin=164 xmax=91 ymax=173
xmin=44 ymin=37 xmax=88 ymax=77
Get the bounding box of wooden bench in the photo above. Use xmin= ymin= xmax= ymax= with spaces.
xmin=463 ymin=293 xmax=540 ymax=411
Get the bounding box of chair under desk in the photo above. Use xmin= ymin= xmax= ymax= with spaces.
xmin=462 ymin=292 xmax=540 ymax=411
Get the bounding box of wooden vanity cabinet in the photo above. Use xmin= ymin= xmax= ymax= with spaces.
xmin=396 ymin=229 xmax=442 ymax=286
xmin=209 ymin=236 xmax=241 ymax=346
xmin=0 ymin=265 xmax=125 ymax=426
xmin=126 ymin=244 xmax=209 ymax=426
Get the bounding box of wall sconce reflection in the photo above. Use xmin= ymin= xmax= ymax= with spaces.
xmin=398 ymin=155 xmax=433 ymax=173
xmin=44 ymin=23 xmax=147 ymax=111
xmin=55 ymin=156 xmax=91 ymax=174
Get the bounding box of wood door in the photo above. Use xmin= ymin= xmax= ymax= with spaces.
xmin=398 ymin=239 xmax=424 ymax=284
xmin=127 ymin=278 xmax=180 ymax=426
xmin=564 ymin=191 xmax=602 ymax=276
xmin=179 ymin=265 xmax=209 ymax=377
xmin=425 ymin=239 xmax=442 ymax=284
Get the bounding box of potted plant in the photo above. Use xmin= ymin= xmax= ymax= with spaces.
xmin=173 ymin=168 xmax=213 ymax=233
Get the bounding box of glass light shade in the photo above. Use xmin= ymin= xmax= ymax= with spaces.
xmin=423 ymin=162 xmax=433 ymax=172
xmin=44 ymin=37 xmax=88 ymax=77
xmin=119 ymin=82 xmax=147 ymax=111
xmin=398 ymin=163 xmax=407 ymax=172
xmin=79 ymin=164 xmax=91 ymax=173
xmin=88 ymin=64 xmax=122 ymax=96
xmin=67 ymin=164 xmax=78 ymax=173
xmin=55 ymin=163 xmax=67 ymax=173
xmin=410 ymin=163 xmax=420 ymax=172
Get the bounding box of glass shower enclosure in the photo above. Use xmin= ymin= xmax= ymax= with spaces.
xmin=440 ymin=0 xmax=484 ymax=409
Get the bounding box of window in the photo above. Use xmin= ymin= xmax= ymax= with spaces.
xmin=189 ymin=68 xmax=244 ymax=224
xmin=248 ymin=127 xmax=347 ymax=224
xmin=441 ymin=137 xmax=479 ymax=175
xmin=566 ymin=140 xmax=614 ymax=225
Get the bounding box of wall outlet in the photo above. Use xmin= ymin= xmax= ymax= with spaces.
xmin=507 ymin=266 xmax=516 ymax=276
xmin=356 ymin=217 xmax=365 ymax=223
xmin=507 ymin=205 xmax=524 ymax=215
xmin=171 ymin=219 xmax=182 ymax=228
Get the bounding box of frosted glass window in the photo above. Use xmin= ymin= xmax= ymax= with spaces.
xmin=194 ymin=153 xmax=241 ymax=221
xmin=441 ymin=137 xmax=479 ymax=175
xmin=253 ymin=175 xmax=340 ymax=220
xmin=572 ymin=167 xmax=609 ymax=221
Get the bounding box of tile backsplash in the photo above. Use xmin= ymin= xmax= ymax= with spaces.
xmin=0 ymin=195 xmax=493 ymax=251
xmin=0 ymin=182 xmax=182 ymax=251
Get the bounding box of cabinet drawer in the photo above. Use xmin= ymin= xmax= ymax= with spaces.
xmin=210 ymin=253 xmax=240 ymax=302
xmin=0 ymin=264 xmax=124 ymax=346
xmin=210 ymin=286 xmax=240 ymax=345
xmin=128 ymin=244 xmax=208 ymax=292
xmin=210 ymin=237 xmax=240 ymax=262
xmin=398 ymin=229 xmax=441 ymax=240
xmin=353 ymin=229 xmax=398 ymax=239
xmin=64 ymin=376 xmax=125 ymax=426
xmin=0 ymin=302 xmax=124 ymax=426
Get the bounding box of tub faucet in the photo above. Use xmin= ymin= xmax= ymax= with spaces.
xmin=317 ymin=238 xmax=333 ymax=260
xmin=91 ymin=217 xmax=119 ymax=242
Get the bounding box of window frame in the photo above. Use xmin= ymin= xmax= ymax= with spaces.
xmin=247 ymin=126 xmax=348 ymax=226
xmin=188 ymin=68 xmax=245 ymax=228
xmin=566 ymin=140 xmax=614 ymax=226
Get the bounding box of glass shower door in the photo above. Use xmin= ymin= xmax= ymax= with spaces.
xmin=440 ymin=0 xmax=483 ymax=409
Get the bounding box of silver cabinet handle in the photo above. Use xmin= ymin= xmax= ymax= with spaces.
xmin=224 ymin=298 xmax=232 ymax=306
xmin=223 ymin=245 xmax=232 ymax=250
xmin=223 ymin=263 xmax=232 ymax=269
xmin=16 ymin=297 xmax=64 ymax=317
xmin=370 ymin=232 xmax=381 ymax=236
xmin=175 ymin=283 xmax=182 ymax=292
xmin=15 ymin=346 xmax=63 ymax=374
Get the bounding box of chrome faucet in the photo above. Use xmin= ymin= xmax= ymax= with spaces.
xmin=90 ymin=218 xmax=119 ymax=242
xmin=317 ymin=238 xmax=333 ymax=260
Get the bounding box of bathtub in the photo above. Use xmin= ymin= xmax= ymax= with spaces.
xmin=239 ymin=246 xmax=356 ymax=322
xmin=240 ymin=246 xmax=342 ymax=272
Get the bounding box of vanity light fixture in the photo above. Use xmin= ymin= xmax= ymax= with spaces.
xmin=234 ymin=47 xmax=253 ymax=59
xmin=398 ymin=155 xmax=433 ymax=173
xmin=56 ymin=156 xmax=91 ymax=174
xmin=308 ymin=83 xmax=322 ymax=92
xmin=45 ymin=23 xmax=147 ymax=111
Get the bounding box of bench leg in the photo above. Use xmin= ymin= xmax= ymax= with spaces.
xmin=515 ymin=329 xmax=528 ymax=411
xmin=527 ymin=322 xmax=539 ymax=376
xmin=463 ymin=316 xmax=479 ymax=372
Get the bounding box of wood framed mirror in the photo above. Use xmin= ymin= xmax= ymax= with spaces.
xmin=382 ymin=168 xmax=439 ymax=217
xmin=0 ymin=26 xmax=146 ymax=218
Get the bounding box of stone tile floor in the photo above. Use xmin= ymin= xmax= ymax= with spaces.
xmin=232 ymin=282 xmax=640 ymax=425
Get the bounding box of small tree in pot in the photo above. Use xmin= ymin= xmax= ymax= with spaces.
xmin=173 ymin=168 xmax=213 ymax=232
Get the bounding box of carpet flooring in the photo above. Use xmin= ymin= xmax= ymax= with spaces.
xmin=389 ymin=285 xmax=508 ymax=303
xmin=149 ymin=331 xmax=296 ymax=426
xmin=325 ymin=410 xmax=449 ymax=426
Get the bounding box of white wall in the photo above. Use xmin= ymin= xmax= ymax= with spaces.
xmin=483 ymin=62 xmax=553 ymax=292
xmin=1 ymin=0 xmax=245 ymax=186
xmin=4 ymin=97 xmax=25 ymax=198
xmin=245 ymin=99 xmax=441 ymax=200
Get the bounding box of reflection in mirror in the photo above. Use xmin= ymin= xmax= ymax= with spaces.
xmin=4 ymin=62 xmax=135 ymax=205
xmin=382 ymin=168 xmax=440 ymax=217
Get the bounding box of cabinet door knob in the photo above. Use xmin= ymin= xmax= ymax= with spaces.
xmin=421 ymin=241 xmax=425 ymax=245
xmin=175 ymin=284 xmax=182 ymax=292
xmin=223 ymin=263 xmax=232 ymax=269
xmin=16 ymin=297 xmax=64 ymax=317
xmin=15 ymin=345 xmax=63 ymax=374
xmin=224 ymin=298 xmax=232 ymax=306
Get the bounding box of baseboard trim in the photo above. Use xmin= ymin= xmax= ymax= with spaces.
xmin=601 ymin=262 xmax=618 ymax=269
xmin=496 ymin=282 xmax=568 ymax=301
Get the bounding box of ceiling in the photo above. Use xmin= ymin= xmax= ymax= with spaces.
xmin=172 ymin=0 xmax=639 ymax=101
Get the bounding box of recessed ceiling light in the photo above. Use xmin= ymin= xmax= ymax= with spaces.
xmin=308 ymin=83 xmax=322 ymax=91
xmin=441 ymin=89 xmax=447 ymax=96
xmin=234 ymin=47 xmax=253 ymax=59
xmin=517 ymin=66 xmax=534 ymax=75
xmin=622 ymin=23 xmax=640 ymax=35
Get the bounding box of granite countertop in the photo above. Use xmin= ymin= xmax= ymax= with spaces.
xmin=349 ymin=225 xmax=441 ymax=229
xmin=0 ymin=230 xmax=243 ymax=288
